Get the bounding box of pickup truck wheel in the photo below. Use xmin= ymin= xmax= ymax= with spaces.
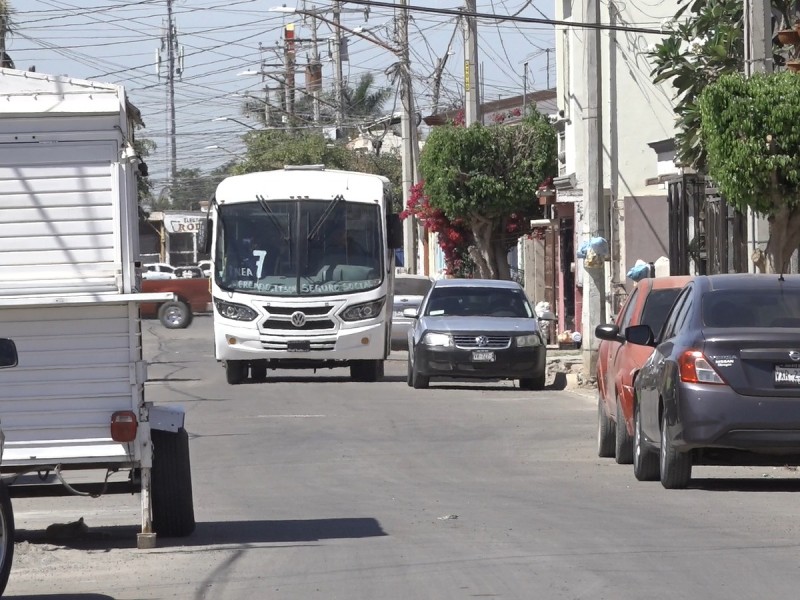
xmin=0 ymin=482 xmax=14 ymax=596
xmin=151 ymin=428 xmax=195 ymax=538
xmin=225 ymin=360 xmax=246 ymax=385
xmin=158 ymin=301 xmax=193 ymax=329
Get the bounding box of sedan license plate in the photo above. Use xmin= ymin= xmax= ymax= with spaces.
xmin=287 ymin=340 xmax=311 ymax=352
xmin=775 ymin=364 xmax=800 ymax=386
xmin=472 ymin=350 xmax=495 ymax=362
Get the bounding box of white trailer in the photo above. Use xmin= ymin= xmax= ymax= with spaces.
xmin=0 ymin=68 xmax=195 ymax=547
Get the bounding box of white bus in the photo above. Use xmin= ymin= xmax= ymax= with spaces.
xmin=207 ymin=166 xmax=403 ymax=384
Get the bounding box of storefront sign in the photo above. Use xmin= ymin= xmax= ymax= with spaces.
xmin=164 ymin=213 xmax=205 ymax=234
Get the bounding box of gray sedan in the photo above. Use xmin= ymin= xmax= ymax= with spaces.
xmin=405 ymin=278 xmax=547 ymax=390
xmin=629 ymin=274 xmax=800 ymax=489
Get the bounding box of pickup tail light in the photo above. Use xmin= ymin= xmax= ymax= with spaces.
xmin=111 ymin=411 xmax=138 ymax=442
xmin=678 ymin=350 xmax=725 ymax=385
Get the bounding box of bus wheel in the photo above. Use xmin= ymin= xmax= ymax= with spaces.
xmin=350 ymin=360 xmax=382 ymax=382
xmin=225 ymin=360 xmax=246 ymax=385
xmin=250 ymin=360 xmax=268 ymax=382
xmin=0 ymin=482 xmax=14 ymax=596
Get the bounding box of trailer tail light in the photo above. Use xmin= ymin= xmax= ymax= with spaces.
xmin=678 ymin=350 xmax=725 ymax=385
xmin=111 ymin=411 xmax=138 ymax=442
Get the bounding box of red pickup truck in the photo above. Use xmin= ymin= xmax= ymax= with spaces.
xmin=140 ymin=276 xmax=212 ymax=329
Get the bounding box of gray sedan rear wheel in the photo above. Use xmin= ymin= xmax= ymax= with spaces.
xmin=660 ymin=412 xmax=692 ymax=489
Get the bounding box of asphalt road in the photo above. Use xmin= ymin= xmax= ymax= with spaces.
xmin=6 ymin=316 xmax=800 ymax=599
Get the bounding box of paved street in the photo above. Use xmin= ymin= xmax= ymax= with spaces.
xmin=5 ymin=316 xmax=800 ymax=599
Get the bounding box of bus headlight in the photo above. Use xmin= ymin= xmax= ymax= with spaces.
xmin=516 ymin=333 xmax=543 ymax=347
xmin=341 ymin=298 xmax=385 ymax=322
xmin=214 ymin=299 xmax=258 ymax=321
xmin=422 ymin=332 xmax=453 ymax=347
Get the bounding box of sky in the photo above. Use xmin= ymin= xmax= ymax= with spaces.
xmin=7 ymin=1 xmax=557 ymax=196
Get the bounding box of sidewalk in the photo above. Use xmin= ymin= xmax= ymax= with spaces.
xmin=546 ymin=348 xmax=596 ymax=397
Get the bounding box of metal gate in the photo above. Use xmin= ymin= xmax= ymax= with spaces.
xmin=667 ymin=174 xmax=746 ymax=276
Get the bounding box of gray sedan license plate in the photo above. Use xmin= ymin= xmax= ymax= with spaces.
xmin=472 ymin=350 xmax=495 ymax=362
xmin=775 ymin=364 xmax=800 ymax=385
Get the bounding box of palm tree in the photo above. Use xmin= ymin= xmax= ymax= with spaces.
xmin=340 ymin=73 xmax=392 ymax=120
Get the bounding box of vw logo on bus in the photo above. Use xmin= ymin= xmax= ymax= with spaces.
xmin=291 ymin=311 xmax=307 ymax=328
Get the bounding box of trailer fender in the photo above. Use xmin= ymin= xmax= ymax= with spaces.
xmin=148 ymin=405 xmax=185 ymax=433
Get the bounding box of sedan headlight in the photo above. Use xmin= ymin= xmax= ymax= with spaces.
xmin=341 ymin=298 xmax=385 ymax=322
xmin=422 ymin=332 xmax=453 ymax=347
xmin=214 ymin=298 xmax=258 ymax=321
xmin=516 ymin=333 xmax=543 ymax=347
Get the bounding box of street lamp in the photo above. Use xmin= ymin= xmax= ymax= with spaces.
xmin=211 ymin=116 xmax=259 ymax=130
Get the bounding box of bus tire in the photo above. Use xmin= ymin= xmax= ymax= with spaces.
xmin=225 ymin=360 xmax=246 ymax=385
xmin=0 ymin=482 xmax=14 ymax=596
xmin=151 ymin=428 xmax=196 ymax=538
xmin=158 ymin=301 xmax=193 ymax=329
xmin=351 ymin=360 xmax=382 ymax=382
xmin=250 ymin=360 xmax=268 ymax=382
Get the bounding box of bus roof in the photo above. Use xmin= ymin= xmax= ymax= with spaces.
xmin=215 ymin=167 xmax=390 ymax=204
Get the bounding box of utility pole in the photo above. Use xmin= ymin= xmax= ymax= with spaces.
xmin=332 ymin=1 xmax=345 ymax=135
xmin=522 ymin=62 xmax=528 ymax=115
xmin=431 ymin=22 xmax=459 ymax=115
xmin=463 ymin=0 xmax=481 ymax=125
xmin=744 ymin=0 xmax=773 ymax=272
xmin=582 ymin=0 xmax=605 ymax=374
xmin=399 ymin=0 xmax=419 ymax=274
xmin=284 ymin=23 xmax=296 ymax=129
xmin=166 ymin=0 xmax=178 ymax=200
xmin=309 ymin=13 xmax=322 ymax=125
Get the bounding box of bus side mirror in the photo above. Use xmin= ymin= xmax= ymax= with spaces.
xmin=387 ymin=214 xmax=404 ymax=249
xmin=200 ymin=216 xmax=212 ymax=254
xmin=0 ymin=339 xmax=18 ymax=369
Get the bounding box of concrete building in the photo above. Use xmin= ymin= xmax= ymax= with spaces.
xmin=552 ymin=0 xmax=681 ymax=341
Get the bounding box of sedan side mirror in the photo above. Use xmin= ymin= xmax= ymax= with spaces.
xmin=624 ymin=324 xmax=656 ymax=347
xmin=595 ymin=323 xmax=624 ymax=344
xmin=402 ymin=307 xmax=418 ymax=319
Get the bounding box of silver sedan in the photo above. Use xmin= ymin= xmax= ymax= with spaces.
xmin=405 ymin=278 xmax=547 ymax=390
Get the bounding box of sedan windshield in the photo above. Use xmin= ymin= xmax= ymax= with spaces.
xmin=215 ymin=200 xmax=383 ymax=296
xmin=425 ymin=287 xmax=533 ymax=318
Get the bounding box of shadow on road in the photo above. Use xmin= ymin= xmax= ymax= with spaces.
xmin=14 ymin=517 xmax=387 ymax=550
xmin=7 ymin=595 xmax=114 ymax=600
xmin=689 ymin=477 xmax=800 ymax=492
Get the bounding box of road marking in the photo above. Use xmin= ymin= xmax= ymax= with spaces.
xmin=255 ymin=414 xmax=326 ymax=418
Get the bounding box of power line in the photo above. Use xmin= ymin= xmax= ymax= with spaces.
xmin=340 ymin=0 xmax=665 ymax=34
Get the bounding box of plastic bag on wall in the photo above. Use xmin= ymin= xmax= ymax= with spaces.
xmin=577 ymin=237 xmax=609 ymax=260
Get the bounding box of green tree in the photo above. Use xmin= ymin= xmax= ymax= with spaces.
xmin=648 ymin=0 xmax=744 ymax=170
xmin=133 ymin=134 xmax=156 ymax=208
xmin=236 ymin=129 xmax=402 ymax=200
xmin=699 ymin=71 xmax=800 ymax=272
xmin=418 ymin=112 xmax=558 ymax=279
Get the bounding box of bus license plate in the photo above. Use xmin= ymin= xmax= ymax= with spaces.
xmin=472 ymin=350 xmax=495 ymax=362
xmin=288 ymin=340 xmax=311 ymax=352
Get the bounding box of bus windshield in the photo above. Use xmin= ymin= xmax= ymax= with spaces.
xmin=215 ymin=199 xmax=384 ymax=297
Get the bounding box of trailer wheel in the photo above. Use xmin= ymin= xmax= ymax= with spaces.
xmin=151 ymin=428 xmax=195 ymax=538
xmin=225 ymin=360 xmax=246 ymax=385
xmin=158 ymin=301 xmax=193 ymax=329
xmin=0 ymin=482 xmax=14 ymax=596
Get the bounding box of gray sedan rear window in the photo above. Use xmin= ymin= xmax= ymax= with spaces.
xmin=703 ymin=290 xmax=800 ymax=328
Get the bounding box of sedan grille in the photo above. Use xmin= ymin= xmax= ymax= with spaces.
xmin=453 ymin=335 xmax=511 ymax=350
